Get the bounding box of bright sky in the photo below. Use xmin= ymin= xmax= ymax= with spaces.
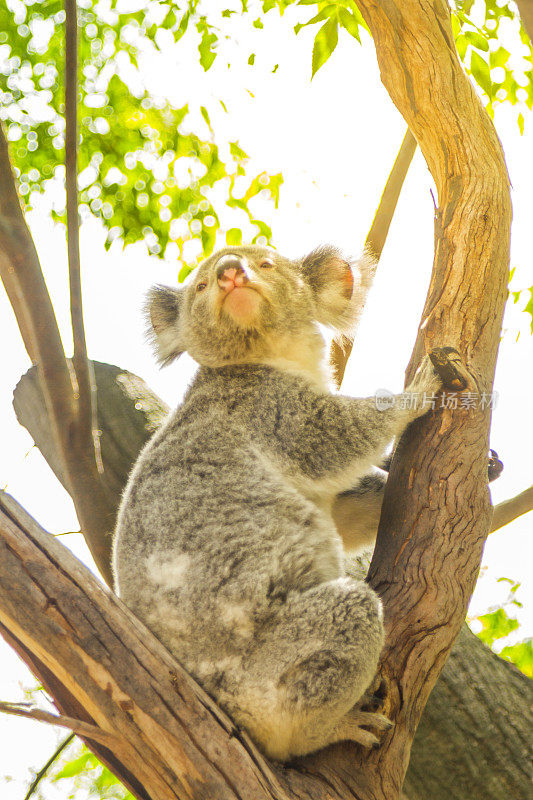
xmin=1 ymin=8 xmax=533 ymax=797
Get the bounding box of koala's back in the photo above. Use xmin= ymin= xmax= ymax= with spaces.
xmin=114 ymin=364 xmax=345 ymax=693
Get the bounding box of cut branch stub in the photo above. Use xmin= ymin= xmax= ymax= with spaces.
xmin=13 ymin=361 xmax=168 ymax=559
xmin=429 ymin=347 xmax=470 ymax=391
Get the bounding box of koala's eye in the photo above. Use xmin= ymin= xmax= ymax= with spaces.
xmin=196 ymin=281 xmax=207 ymax=292
xmin=258 ymin=259 xmax=274 ymax=269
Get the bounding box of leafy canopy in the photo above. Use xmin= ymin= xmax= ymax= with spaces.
xmin=0 ymin=0 xmax=282 ymax=268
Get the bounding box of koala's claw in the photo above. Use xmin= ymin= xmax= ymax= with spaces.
xmin=488 ymin=449 xmax=504 ymax=482
xmin=341 ymin=709 xmax=394 ymax=749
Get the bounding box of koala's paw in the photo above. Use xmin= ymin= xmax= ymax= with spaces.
xmin=406 ymin=354 xmax=443 ymax=406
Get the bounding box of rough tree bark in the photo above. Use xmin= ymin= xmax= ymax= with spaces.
xmin=0 ymin=0 xmax=522 ymax=798
xmin=332 ymin=0 xmax=512 ymax=795
xmin=404 ymin=625 xmax=533 ymax=800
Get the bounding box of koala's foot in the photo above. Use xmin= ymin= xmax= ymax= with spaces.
xmin=331 ymin=709 xmax=393 ymax=750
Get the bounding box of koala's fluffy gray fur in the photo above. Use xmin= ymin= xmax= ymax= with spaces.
xmin=113 ymin=244 xmax=443 ymax=761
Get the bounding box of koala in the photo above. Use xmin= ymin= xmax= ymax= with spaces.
xmin=113 ymin=244 xmax=446 ymax=761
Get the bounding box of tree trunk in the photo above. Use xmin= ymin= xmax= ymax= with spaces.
xmin=0 ymin=0 xmax=517 ymax=797
xmin=404 ymin=626 xmax=532 ymax=800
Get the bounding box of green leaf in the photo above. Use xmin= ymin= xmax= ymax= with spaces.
xmin=226 ymin=227 xmax=242 ymax=245
xmin=337 ymin=8 xmax=361 ymax=42
xmin=524 ymin=290 xmax=533 ymax=333
xmin=54 ymin=751 xmax=94 ymax=779
xmin=199 ymin=29 xmax=217 ymax=71
xmin=294 ymin=5 xmax=338 ymax=35
xmin=311 ymin=17 xmax=338 ymax=78
xmin=470 ymin=50 xmax=492 ymax=97
xmin=178 ymin=262 xmax=194 ymax=282
xmin=248 ymin=53 xmax=255 ymax=65
xmin=490 ymin=46 xmax=510 ymax=68
xmin=200 ymin=105 xmax=212 ymax=131
xmin=450 ymin=12 xmax=461 ymax=40
xmin=499 ymin=640 xmax=533 ymax=678
xmin=173 ymin=11 xmax=190 ymax=42
xmin=518 ymin=112 xmax=525 ymax=135
xmin=464 ymin=29 xmax=489 ymax=51
xmin=455 ymin=34 xmax=468 ymax=60
xmin=476 ymin=608 xmax=519 ymax=647
xmin=230 ymin=141 xmax=249 ymax=160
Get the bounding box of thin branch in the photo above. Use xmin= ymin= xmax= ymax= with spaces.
xmin=331 ymin=128 xmax=418 ymax=388
xmin=0 ymin=248 xmax=38 ymax=362
xmin=24 ymin=733 xmax=75 ymax=800
xmin=365 ymin=129 xmax=418 ymax=260
xmin=0 ymin=702 xmax=117 ymax=746
xmin=0 ymin=123 xmax=78 ymax=473
xmin=491 ymin=485 xmax=533 ymax=532
xmin=514 ymin=0 xmax=533 ymax=44
xmin=65 ymin=0 xmax=102 ymax=473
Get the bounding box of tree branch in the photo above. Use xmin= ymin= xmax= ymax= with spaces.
xmin=0 ymin=123 xmax=118 ymax=586
xmin=0 ymin=123 xmax=77 ymax=441
xmin=404 ymin=625 xmax=533 ymax=800
xmin=23 ymin=733 xmax=74 ymax=800
xmin=491 ymin=484 xmax=533 ymax=532
xmin=0 ymin=701 xmax=118 ymax=746
xmin=331 ymin=127 xmax=417 ymax=388
xmin=65 ymin=0 xmax=102 ymax=475
xmin=515 ymin=0 xmax=533 ymax=44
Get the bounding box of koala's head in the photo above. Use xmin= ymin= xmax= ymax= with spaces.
xmin=148 ymin=245 xmax=370 ymax=371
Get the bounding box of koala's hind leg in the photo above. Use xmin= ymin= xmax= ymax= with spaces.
xmin=239 ymin=577 xmax=384 ymax=761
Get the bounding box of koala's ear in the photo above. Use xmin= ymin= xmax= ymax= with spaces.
xmin=146 ymin=285 xmax=187 ymax=365
xmin=301 ymin=246 xmax=356 ymax=331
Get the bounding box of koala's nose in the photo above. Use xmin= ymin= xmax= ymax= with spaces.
xmin=215 ymin=254 xmax=247 ymax=279
xmin=216 ymin=254 xmax=249 ymax=290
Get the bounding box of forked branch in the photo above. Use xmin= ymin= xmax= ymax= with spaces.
xmin=330 ymin=127 xmax=417 ymax=387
